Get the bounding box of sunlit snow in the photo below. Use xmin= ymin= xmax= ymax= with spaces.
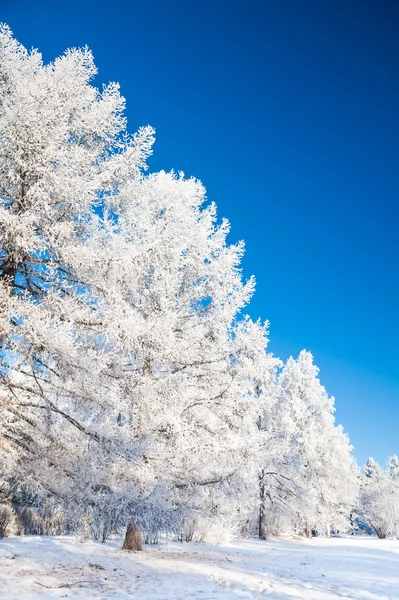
xmin=1 ymin=535 xmax=398 ymax=599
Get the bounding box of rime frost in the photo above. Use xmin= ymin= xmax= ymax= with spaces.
xmin=0 ymin=25 xmax=396 ymax=543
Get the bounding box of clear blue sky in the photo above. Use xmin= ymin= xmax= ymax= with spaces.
xmin=2 ymin=0 xmax=398 ymax=466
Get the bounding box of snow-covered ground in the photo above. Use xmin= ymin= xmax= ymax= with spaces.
xmin=0 ymin=535 xmax=398 ymax=599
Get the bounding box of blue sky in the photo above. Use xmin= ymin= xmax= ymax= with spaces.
xmin=2 ymin=0 xmax=398 ymax=466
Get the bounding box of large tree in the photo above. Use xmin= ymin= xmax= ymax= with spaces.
xmin=0 ymin=26 xmax=276 ymax=544
xmin=0 ymin=23 xmax=154 ymax=508
xmin=92 ymin=169 xmax=278 ymax=539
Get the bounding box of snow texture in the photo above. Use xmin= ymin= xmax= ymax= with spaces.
xmin=0 ymin=535 xmax=398 ymax=599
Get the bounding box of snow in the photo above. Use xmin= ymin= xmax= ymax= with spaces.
xmin=0 ymin=535 xmax=398 ymax=599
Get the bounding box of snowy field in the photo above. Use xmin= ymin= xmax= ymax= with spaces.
xmin=0 ymin=535 xmax=398 ymax=600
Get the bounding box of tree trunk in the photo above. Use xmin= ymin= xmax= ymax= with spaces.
xmin=305 ymin=520 xmax=313 ymax=538
xmin=258 ymin=469 xmax=266 ymax=539
xmin=102 ymin=525 xmax=109 ymax=543
xmin=259 ymin=503 xmax=266 ymax=539
xmin=122 ymin=522 xmax=143 ymax=551
xmin=375 ymin=528 xmax=387 ymax=539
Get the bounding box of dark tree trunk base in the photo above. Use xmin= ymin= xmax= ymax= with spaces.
xmin=122 ymin=522 xmax=143 ymax=551
xmin=305 ymin=522 xmax=313 ymax=538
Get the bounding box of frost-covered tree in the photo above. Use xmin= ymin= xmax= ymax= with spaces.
xmin=91 ymin=170 xmax=278 ymax=540
xmin=0 ymin=23 xmax=156 ymax=517
xmin=359 ymin=455 xmax=399 ymax=539
xmin=258 ymin=351 xmax=358 ymax=537
xmin=360 ymin=458 xmax=393 ymax=538
xmin=389 ymin=455 xmax=399 ymax=481
xmin=0 ymin=25 xmax=277 ymax=545
xmin=388 ymin=455 xmax=399 ymax=537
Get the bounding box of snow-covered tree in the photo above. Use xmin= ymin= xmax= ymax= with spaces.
xmin=90 ymin=170 xmax=279 ymax=540
xmin=0 ymin=25 xmax=277 ymax=544
xmin=388 ymin=455 xmax=399 ymax=481
xmin=388 ymin=455 xmax=399 ymax=537
xmin=359 ymin=455 xmax=399 ymax=540
xmin=0 ymin=23 xmax=157 ymax=520
xmin=359 ymin=458 xmax=394 ymax=539
xmin=258 ymin=351 xmax=358 ymax=537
